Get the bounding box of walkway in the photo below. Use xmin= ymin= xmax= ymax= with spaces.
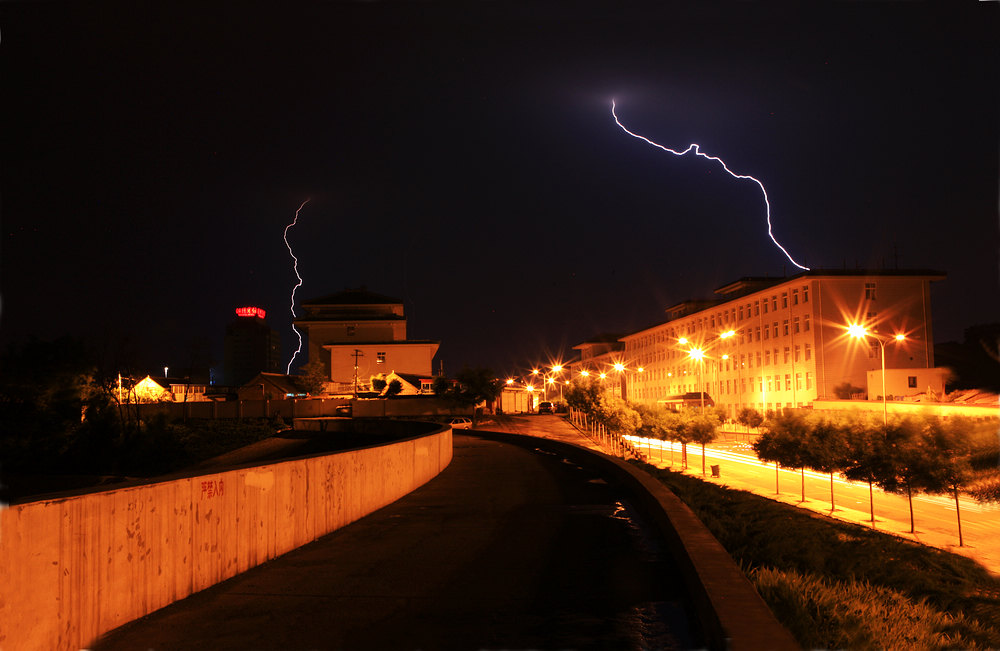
xmin=94 ymin=433 xmax=700 ymax=650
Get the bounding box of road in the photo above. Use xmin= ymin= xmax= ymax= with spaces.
xmin=94 ymin=433 xmax=701 ymax=650
xmin=623 ymin=431 xmax=1000 ymax=575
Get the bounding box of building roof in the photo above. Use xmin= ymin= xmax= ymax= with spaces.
xmin=320 ymin=340 xmax=440 ymax=347
xmin=572 ymin=333 xmax=624 ymax=348
xmin=293 ymin=314 xmax=406 ymax=324
xmin=301 ymin=287 xmax=403 ymax=306
xmin=241 ymin=372 xmax=303 ymax=394
xmin=712 ymin=268 xmax=947 ymax=298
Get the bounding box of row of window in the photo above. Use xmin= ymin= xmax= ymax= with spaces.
xmin=633 ymin=371 xmax=814 ymax=401
xmin=634 ymin=344 xmax=814 ymax=381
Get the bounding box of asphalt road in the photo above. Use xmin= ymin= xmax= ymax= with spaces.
xmin=94 ymin=433 xmax=701 ymax=650
xmin=627 ymin=433 xmax=1000 ymax=574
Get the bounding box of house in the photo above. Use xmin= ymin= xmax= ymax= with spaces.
xmin=237 ymin=373 xmax=308 ymax=401
xmin=293 ymin=288 xmax=439 ymax=394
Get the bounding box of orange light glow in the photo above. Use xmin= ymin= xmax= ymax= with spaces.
xmin=847 ymin=323 xmax=868 ymax=339
xmin=688 ymin=348 xmax=705 ymax=360
xmin=613 ymin=362 xmax=625 ymax=372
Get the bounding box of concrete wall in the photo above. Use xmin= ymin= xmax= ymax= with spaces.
xmin=0 ymin=425 xmax=452 ymax=651
xmin=813 ymin=399 xmax=998 ymax=419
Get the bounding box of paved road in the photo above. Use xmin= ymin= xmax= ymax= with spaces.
xmin=626 ymin=432 xmax=1000 ymax=575
xmin=95 ymin=433 xmax=701 ymax=650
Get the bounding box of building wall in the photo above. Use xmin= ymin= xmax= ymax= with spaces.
xmin=623 ymin=273 xmax=939 ymax=418
xmin=326 ymin=343 xmax=437 ymax=385
xmin=223 ymin=317 xmax=282 ymax=386
xmin=867 ymin=367 xmax=948 ymax=400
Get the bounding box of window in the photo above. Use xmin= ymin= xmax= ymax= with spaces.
xmin=756 ymin=351 xmax=762 ymax=366
xmin=755 ymin=326 xmax=761 ymax=341
xmin=908 ymin=376 xmax=917 ymax=388
xmin=783 ymin=347 xmax=790 ymax=363
xmin=792 ymin=289 xmax=799 ymax=305
xmin=772 ymin=297 xmax=778 ymax=311
xmin=796 ymin=373 xmax=802 ymax=390
xmin=793 ymin=316 xmax=800 ymax=333
xmin=869 ymin=340 xmax=879 ymax=358
xmin=738 ymin=305 xmax=744 ymax=320
xmin=765 ymin=350 xmax=771 ymax=365
xmin=773 ymin=322 xmax=779 ymax=338
xmin=865 ymin=282 xmax=877 ymax=300
xmin=783 ymin=319 xmax=789 ymax=336
xmin=806 ymin=372 xmax=813 ymax=390
xmin=785 ymin=374 xmax=792 ymax=390
xmin=763 ymin=326 xmax=769 ymax=340
xmin=763 ymin=300 xmax=768 ymax=315
xmin=740 ymin=353 xmax=746 ymax=369
xmin=804 ymin=314 xmax=811 ymax=331
xmin=803 ymin=285 xmax=809 ymax=302
xmin=767 ymin=376 xmax=773 ymax=392
xmin=376 ymin=352 xmax=386 ymax=364
xmin=741 ymin=378 xmax=747 ymax=393
xmin=782 ymin=292 xmax=788 ymax=308
xmin=754 ymin=301 xmax=760 ymax=316
xmin=794 ymin=345 xmax=801 ymax=362
xmin=805 ymin=344 xmax=812 ymax=361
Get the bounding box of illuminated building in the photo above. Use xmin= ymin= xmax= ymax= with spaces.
xmin=294 ymin=288 xmax=439 ymax=394
xmin=621 ymin=269 xmax=945 ymax=417
xmin=568 ymin=334 xmax=626 ymax=398
xmin=223 ymin=306 xmax=282 ymax=386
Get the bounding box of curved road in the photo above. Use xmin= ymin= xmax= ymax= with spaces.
xmin=95 ymin=432 xmax=701 ymax=650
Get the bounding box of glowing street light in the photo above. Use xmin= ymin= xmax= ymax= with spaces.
xmin=848 ymin=323 xmax=906 ymax=425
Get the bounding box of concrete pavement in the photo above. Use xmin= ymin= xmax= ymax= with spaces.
xmin=94 ymin=433 xmax=701 ymax=650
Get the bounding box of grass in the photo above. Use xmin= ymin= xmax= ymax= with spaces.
xmin=635 ymin=461 xmax=1000 ymax=649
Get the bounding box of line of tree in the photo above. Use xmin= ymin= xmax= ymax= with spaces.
xmin=564 ymin=378 xmax=724 ymax=471
xmin=753 ymin=410 xmax=999 ymax=545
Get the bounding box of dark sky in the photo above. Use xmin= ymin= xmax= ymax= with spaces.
xmin=2 ymin=3 xmax=997 ymax=380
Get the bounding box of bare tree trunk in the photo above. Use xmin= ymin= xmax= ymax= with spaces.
xmin=829 ymin=472 xmax=835 ymax=511
xmin=800 ymin=467 xmax=806 ymax=502
xmin=954 ymin=485 xmax=964 ymax=547
xmin=907 ymin=483 xmax=915 ymax=533
xmin=869 ymin=479 xmax=876 ymax=527
xmin=775 ymin=462 xmax=779 ymax=494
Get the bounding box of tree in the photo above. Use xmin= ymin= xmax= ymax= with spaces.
xmin=384 ymin=379 xmax=403 ymax=397
xmin=434 ymin=367 xmax=503 ymax=424
xmin=371 ymin=376 xmax=388 ymax=393
xmin=686 ymin=410 xmax=721 ymax=476
xmin=754 ymin=411 xmax=812 ymax=500
xmin=801 ymin=413 xmax=851 ymax=512
xmin=840 ymin=412 xmax=894 ymax=526
xmin=833 ymin=381 xmax=865 ymax=400
xmin=736 ymin=407 xmax=764 ymax=431
xmin=912 ymin=416 xmax=976 ymax=546
xmin=297 ymin=359 xmax=328 ymax=396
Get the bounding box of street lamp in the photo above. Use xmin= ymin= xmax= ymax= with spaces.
xmin=848 ymin=324 xmax=906 ymax=425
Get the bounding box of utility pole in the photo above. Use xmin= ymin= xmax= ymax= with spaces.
xmin=352 ymin=349 xmax=364 ymax=398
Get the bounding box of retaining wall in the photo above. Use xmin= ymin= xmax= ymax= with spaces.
xmin=0 ymin=424 xmax=452 ymax=651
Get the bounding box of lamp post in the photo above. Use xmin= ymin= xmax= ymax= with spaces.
xmin=848 ymin=324 xmax=905 ymax=426
xmin=687 ymin=347 xmax=706 ymax=412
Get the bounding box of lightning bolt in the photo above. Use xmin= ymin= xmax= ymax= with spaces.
xmin=285 ymin=199 xmax=310 ymax=374
xmin=611 ymin=100 xmax=809 ymax=271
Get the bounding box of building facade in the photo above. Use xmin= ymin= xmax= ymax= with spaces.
xmin=294 ymin=288 xmax=439 ymax=393
xmin=223 ymin=307 xmax=282 ymax=386
xmin=621 ymin=270 xmax=945 ymax=417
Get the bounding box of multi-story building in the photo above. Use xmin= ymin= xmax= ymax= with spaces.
xmin=294 ymin=288 xmax=439 ymax=393
xmin=621 ymin=269 xmax=945 ymax=417
xmin=223 ymin=306 xmax=282 ymax=386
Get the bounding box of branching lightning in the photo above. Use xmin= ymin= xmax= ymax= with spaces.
xmin=285 ymin=199 xmax=310 ymax=374
xmin=611 ymin=100 xmax=809 ymax=271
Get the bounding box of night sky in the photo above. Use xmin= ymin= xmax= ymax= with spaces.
xmin=2 ymin=3 xmax=997 ymax=380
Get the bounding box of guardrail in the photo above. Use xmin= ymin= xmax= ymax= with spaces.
xmin=0 ymin=423 xmax=452 ymax=651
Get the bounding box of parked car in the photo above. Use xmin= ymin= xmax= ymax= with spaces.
xmin=538 ymin=401 xmax=554 ymax=414
xmin=449 ymin=417 xmax=473 ymax=430
xmin=334 ymin=404 xmax=352 ymax=416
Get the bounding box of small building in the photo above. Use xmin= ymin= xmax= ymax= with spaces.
xmin=373 ymin=371 xmax=436 ymax=396
xmin=866 ymin=367 xmax=948 ymax=401
xmin=238 ymin=373 xmax=308 ymax=401
xmin=132 ymin=376 xmax=171 ymax=403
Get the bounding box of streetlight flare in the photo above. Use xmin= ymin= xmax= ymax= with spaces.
xmin=678 ymin=337 xmax=688 ymax=345
xmin=720 ymin=330 xmax=736 ymax=339
xmin=847 ymin=323 xmax=868 ymax=339
xmin=613 ymin=362 xmax=625 ymax=372
xmin=688 ymin=348 xmax=705 ymax=360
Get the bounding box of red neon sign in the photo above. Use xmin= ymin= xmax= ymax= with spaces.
xmin=235 ymin=306 xmax=266 ymax=319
